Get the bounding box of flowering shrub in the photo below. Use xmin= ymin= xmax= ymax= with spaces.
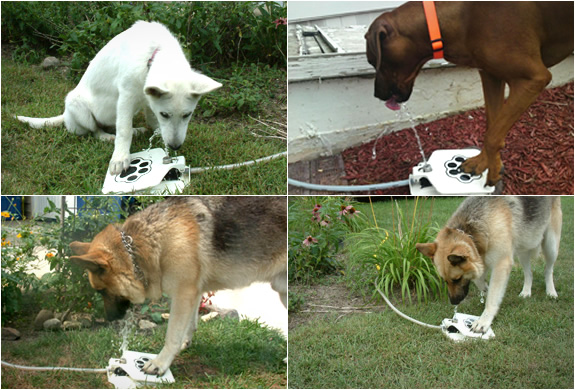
xmin=288 ymin=197 xmax=367 ymax=284
xmin=0 ymin=197 xmax=149 ymax=323
xmin=1 ymin=225 xmax=39 ymax=319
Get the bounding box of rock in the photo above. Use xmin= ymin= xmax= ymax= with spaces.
xmin=41 ymin=56 xmax=60 ymax=70
xmin=34 ymin=309 xmax=54 ymax=330
xmin=2 ymin=327 xmax=21 ymax=340
xmin=43 ymin=318 xmax=62 ymax=331
xmin=139 ymin=319 xmax=157 ymax=330
xmin=62 ymin=320 xmax=83 ymax=331
xmin=219 ymin=309 xmax=239 ymax=320
xmin=71 ymin=313 xmax=93 ymax=328
xmin=79 ymin=317 xmax=93 ymax=329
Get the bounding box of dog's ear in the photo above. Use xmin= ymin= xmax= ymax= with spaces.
xmin=70 ymin=241 xmax=91 ymax=255
xmin=377 ymin=21 xmax=395 ymax=42
xmin=365 ymin=19 xmax=395 ymax=71
xmin=144 ymin=86 xmax=169 ymax=98
xmin=447 ymin=255 xmax=467 ymax=266
xmin=415 ymin=242 xmax=437 ymax=258
xmin=70 ymin=252 xmax=109 ymax=274
xmin=189 ymin=74 xmax=222 ymax=95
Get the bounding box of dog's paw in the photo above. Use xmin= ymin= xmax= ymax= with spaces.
xmin=133 ymin=127 xmax=149 ymax=135
xmin=461 ymin=153 xmax=488 ymax=176
xmin=95 ymin=129 xmax=115 ymax=142
xmin=180 ymin=339 xmax=191 ymax=351
xmin=546 ymin=289 xmax=558 ymax=299
xmin=485 ymin=170 xmax=502 ymax=187
xmin=142 ymin=358 xmax=169 ymax=377
xmin=470 ymin=316 xmax=493 ymax=334
xmin=518 ymin=290 xmax=531 ymax=298
xmin=108 ymin=152 xmax=130 ymax=176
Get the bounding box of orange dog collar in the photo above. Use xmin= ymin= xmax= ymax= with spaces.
xmin=423 ymin=1 xmax=444 ymax=59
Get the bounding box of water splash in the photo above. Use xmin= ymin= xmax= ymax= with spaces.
xmin=119 ymin=309 xmax=137 ymax=353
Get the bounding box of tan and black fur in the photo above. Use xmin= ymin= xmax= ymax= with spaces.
xmin=416 ymin=197 xmax=561 ymax=333
xmin=70 ymin=196 xmax=287 ymax=376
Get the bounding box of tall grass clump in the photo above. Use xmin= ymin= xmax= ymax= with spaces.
xmin=346 ymin=198 xmax=446 ymax=304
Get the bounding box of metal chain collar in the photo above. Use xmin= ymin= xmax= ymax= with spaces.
xmin=120 ymin=231 xmax=148 ymax=288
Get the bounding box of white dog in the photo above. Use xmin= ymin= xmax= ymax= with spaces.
xmin=17 ymin=21 xmax=222 ymax=175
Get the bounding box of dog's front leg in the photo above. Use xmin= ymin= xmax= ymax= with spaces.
xmin=180 ymin=295 xmax=202 ymax=351
xmin=109 ymin=96 xmax=137 ymax=175
xmin=471 ymin=258 xmax=512 ymax=333
xmin=461 ymin=71 xmax=505 ymax=182
xmin=461 ymin=67 xmax=552 ymax=186
xmin=142 ymin=287 xmax=202 ymax=376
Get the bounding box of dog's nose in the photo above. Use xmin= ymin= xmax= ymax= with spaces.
xmin=168 ymin=143 xmax=182 ymax=151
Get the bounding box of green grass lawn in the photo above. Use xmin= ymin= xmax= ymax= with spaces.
xmin=1 ymin=58 xmax=286 ymax=195
xmin=288 ymin=196 xmax=574 ymax=389
xmin=1 ymin=318 xmax=286 ymax=389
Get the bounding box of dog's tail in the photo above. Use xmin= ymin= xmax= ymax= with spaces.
xmin=16 ymin=114 xmax=65 ymax=129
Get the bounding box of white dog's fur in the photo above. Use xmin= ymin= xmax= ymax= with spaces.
xmin=17 ymin=21 xmax=222 ymax=175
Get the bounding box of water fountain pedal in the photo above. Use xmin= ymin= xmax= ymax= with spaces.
xmin=409 ymin=149 xmax=496 ymax=195
xmin=107 ymin=350 xmax=175 ymax=389
xmin=102 ymin=148 xmax=188 ymax=194
xmin=440 ymin=313 xmax=495 ymax=342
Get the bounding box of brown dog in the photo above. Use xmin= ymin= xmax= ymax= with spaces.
xmin=366 ymin=2 xmax=573 ymax=186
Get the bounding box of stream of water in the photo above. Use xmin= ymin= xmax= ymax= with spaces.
xmin=371 ymin=104 xmax=430 ymax=171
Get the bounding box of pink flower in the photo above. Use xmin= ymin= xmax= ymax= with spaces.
xmin=273 ymin=17 xmax=287 ymax=28
xmin=339 ymin=205 xmax=355 ymax=215
xmin=302 ymin=236 xmax=318 ymax=247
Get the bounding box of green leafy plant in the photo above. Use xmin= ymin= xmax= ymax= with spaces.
xmin=2 ymin=2 xmax=287 ymax=73
xmin=0 ymin=197 xmax=163 ymax=323
xmin=1 ymin=227 xmax=39 ymax=319
xmin=346 ymin=198 xmax=446 ymax=303
xmin=289 ymin=197 xmax=367 ymax=284
xmin=288 ymin=291 xmax=305 ymax=313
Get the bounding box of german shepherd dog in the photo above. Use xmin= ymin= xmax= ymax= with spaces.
xmin=70 ymin=196 xmax=287 ymax=376
xmin=416 ymin=197 xmax=561 ymax=333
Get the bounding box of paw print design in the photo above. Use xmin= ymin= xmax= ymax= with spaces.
xmin=444 ymin=155 xmax=482 ymax=183
xmin=115 ymin=157 xmax=152 ymax=183
xmin=463 ymin=318 xmax=475 ymax=329
xmin=134 ymin=356 xmax=150 ymax=371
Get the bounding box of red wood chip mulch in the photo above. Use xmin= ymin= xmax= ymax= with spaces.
xmin=342 ymin=82 xmax=574 ymax=195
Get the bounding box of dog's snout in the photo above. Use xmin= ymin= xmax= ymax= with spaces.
xmin=449 ymin=294 xmax=465 ymax=305
xmin=168 ymin=143 xmax=182 ymax=151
